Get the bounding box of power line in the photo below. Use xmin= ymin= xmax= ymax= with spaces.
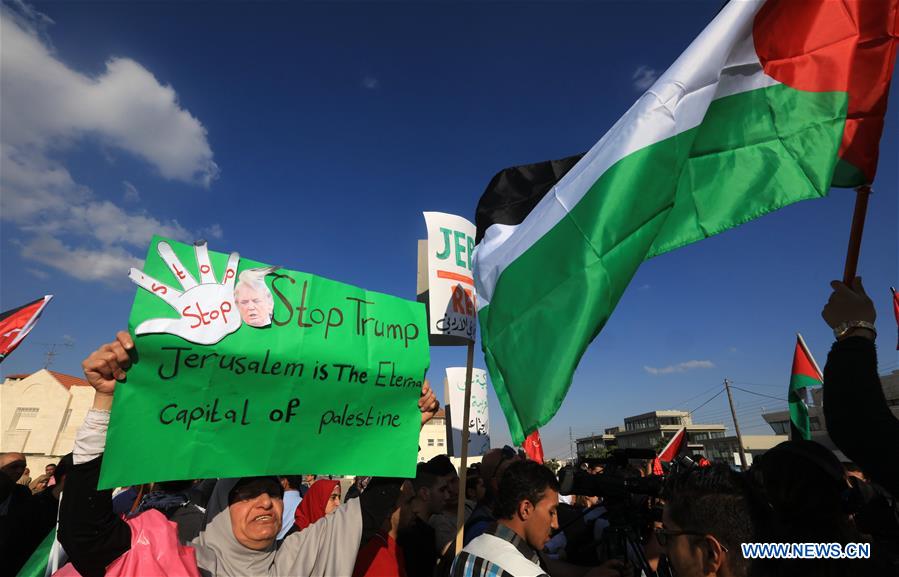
xmin=688 ymin=387 xmax=726 ymax=415
xmin=730 ymin=380 xmax=785 ymax=389
xmin=729 ymin=385 xmax=787 ymax=402
xmin=667 ymin=382 xmax=728 ymax=409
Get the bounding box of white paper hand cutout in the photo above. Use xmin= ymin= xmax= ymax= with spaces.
xmin=129 ymin=241 xmax=241 ymax=345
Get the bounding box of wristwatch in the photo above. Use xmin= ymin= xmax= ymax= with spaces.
xmin=832 ymin=320 xmax=876 ymax=340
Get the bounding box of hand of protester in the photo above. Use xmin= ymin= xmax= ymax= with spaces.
xmin=822 ymin=277 xmax=876 ymax=338
xmin=584 ymin=559 xmax=632 ymax=577
xmin=129 ymin=241 xmax=242 ymax=345
xmin=419 ymin=380 xmax=439 ymax=427
xmin=82 ymin=331 xmax=134 ymax=399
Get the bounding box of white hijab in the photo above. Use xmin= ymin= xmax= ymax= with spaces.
xmin=191 ymin=479 xmax=362 ymax=577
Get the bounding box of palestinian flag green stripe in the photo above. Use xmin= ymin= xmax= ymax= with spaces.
xmin=790 ymin=373 xmax=823 ymax=393
xmin=788 ymin=390 xmax=812 ymax=441
xmin=482 ymin=84 xmax=846 ymax=443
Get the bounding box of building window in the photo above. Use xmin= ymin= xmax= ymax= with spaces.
xmin=437 ymin=439 xmax=444 ymax=447
xmin=8 ymin=407 xmax=38 ymax=431
xmin=809 ymin=416 xmax=822 ymax=431
xmin=427 ymin=439 xmax=435 ymax=446
xmin=769 ymin=420 xmax=789 ymax=435
xmin=710 ymin=431 xmax=725 ymax=439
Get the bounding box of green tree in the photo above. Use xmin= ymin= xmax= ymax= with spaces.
xmin=584 ymin=446 xmax=610 ymax=459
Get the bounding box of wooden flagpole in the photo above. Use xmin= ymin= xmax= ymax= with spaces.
xmin=842 ymin=185 xmax=872 ymax=284
xmin=453 ymin=340 xmax=475 ymax=555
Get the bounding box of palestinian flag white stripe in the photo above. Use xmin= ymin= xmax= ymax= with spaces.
xmin=474 ymin=0 xmax=774 ymax=308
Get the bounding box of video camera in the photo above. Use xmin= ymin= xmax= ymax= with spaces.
xmin=559 ymin=449 xmax=663 ymax=499
xmin=557 ymin=449 xmax=665 ymax=573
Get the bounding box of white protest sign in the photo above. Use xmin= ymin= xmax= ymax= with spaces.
xmin=423 ymin=212 xmax=477 ymax=341
xmin=446 ymin=367 xmax=490 ymax=457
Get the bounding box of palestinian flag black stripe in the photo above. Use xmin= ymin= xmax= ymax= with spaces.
xmin=474 ymin=153 xmax=584 ymax=244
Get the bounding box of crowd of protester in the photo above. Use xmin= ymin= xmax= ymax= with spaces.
xmin=2 ymin=277 xmax=897 ymax=577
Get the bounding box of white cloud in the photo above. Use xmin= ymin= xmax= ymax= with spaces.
xmin=632 ymin=65 xmax=659 ymax=91
xmin=26 ymin=267 xmax=50 ymax=279
xmin=0 ymin=3 xmax=222 ymax=284
xmin=21 ymin=235 xmax=145 ymax=283
xmin=198 ymin=223 xmax=224 ymax=240
xmin=1 ymin=11 xmax=218 ymax=184
xmin=644 ymin=360 xmax=715 ymax=376
xmin=123 ymin=180 xmax=140 ymax=202
xmin=362 ymin=76 xmax=379 ymax=90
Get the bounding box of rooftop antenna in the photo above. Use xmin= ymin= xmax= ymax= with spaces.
xmin=36 ymin=341 xmax=73 ymax=369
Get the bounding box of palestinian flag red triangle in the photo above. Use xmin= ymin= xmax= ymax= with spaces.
xmin=790 ymin=334 xmax=823 ymax=391
xmin=0 ymin=296 xmax=53 ymax=363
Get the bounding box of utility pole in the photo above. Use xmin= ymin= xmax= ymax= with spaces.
xmin=569 ymin=427 xmax=574 ymax=461
xmin=724 ymin=378 xmax=748 ymax=470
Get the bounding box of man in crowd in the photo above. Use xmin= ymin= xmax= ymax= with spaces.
xmin=397 ymin=460 xmax=451 ymax=576
xmin=426 ymin=454 xmax=462 ymax=555
xmin=278 ymin=475 xmax=304 ymax=540
xmin=465 ymin=446 xmax=521 ymax=544
xmin=452 ymin=459 xmax=558 ymax=577
xmin=658 ymin=464 xmax=756 ymax=577
xmin=0 ymin=453 xmax=71 ymax=576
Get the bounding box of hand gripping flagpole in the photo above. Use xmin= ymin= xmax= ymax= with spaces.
xmin=842 ymin=185 xmax=872 ymax=284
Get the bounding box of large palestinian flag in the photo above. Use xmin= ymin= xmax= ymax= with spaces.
xmin=473 ymin=0 xmax=898 ymax=443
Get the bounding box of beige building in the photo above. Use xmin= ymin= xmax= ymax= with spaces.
xmin=613 ymin=410 xmax=726 ymax=451
xmin=418 ymin=408 xmax=448 ymax=462
xmin=1 ymin=369 xmax=94 ymax=473
xmin=702 ymin=434 xmax=788 ymax=467
xmin=415 ymin=408 xmax=484 ymax=472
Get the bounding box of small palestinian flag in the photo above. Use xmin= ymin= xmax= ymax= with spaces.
xmin=652 ymin=427 xmax=687 ymax=475
xmin=789 ymin=333 xmax=823 ymax=441
xmin=0 ymin=295 xmax=53 ymax=363
xmin=523 ymin=429 xmax=544 ymax=463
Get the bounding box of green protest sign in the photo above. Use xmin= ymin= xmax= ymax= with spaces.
xmin=99 ymin=236 xmax=430 ymax=489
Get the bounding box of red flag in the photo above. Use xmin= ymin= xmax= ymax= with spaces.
xmin=652 ymin=427 xmax=687 ymax=475
xmin=523 ymin=430 xmax=544 ymax=463
xmin=892 ymin=287 xmax=898 ymax=350
xmin=0 ymin=296 xmax=52 ymax=363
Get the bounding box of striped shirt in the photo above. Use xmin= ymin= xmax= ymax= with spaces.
xmin=450 ymin=523 xmax=549 ymax=577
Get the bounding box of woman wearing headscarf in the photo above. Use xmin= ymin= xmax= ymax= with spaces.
xmin=56 ymin=332 xmax=439 ymax=577
xmin=293 ymin=480 xmax=341 ymax=531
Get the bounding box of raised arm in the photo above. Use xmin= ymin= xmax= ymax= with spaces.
xmin=57 ymin=332 xmax=135 ymax=577
xmin=821 ymin=278 xmax=899 ymax=497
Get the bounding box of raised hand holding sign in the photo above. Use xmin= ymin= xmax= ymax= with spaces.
xmin=128 ymin=241 xmax=242 ymax=345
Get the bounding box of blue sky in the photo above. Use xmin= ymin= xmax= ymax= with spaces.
xmin=2 ymin=0 xmax=897 ymax=459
